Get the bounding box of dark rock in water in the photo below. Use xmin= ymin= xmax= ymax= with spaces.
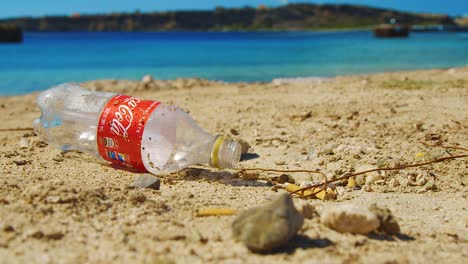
xmin=374 ymin=24 xmax=410 ymax=38
xmin=232 ymin=193 xmax=304 ymax=253
xmin=133 ymin=174 xmax=161 ymax=190
xmin=369 ymin=204 xmax=400 ymax=235
xmin=0 ymin=25 xmax=23 ymax=43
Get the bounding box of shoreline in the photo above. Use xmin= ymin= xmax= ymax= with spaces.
xmin=1 ymin=66 xmax=466 ymax=97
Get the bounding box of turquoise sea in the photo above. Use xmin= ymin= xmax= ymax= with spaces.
xmin=0 ymin=30 xmax=467 ymax=95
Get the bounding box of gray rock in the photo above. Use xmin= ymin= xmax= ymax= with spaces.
xmin=232 ymin=193 xmax=304 ymax=253
xmin=133 ymin=174 xmax=161 ymax=190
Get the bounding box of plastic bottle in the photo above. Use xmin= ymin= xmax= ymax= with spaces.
xmin=33 ymin=83 xmax=242 ymax=174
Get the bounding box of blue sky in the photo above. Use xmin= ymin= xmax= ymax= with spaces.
xmin=1 ymin=0 xmax=466 ymax=19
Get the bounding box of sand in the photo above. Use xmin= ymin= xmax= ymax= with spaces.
xmin=0 ymin=67 xmax=467 ymax=263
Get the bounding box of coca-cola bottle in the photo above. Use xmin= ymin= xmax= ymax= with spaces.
xmin=33 ymin=83 xmax=242 ymax=174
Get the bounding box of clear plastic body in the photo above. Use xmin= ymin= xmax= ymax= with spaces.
xmin=33 ymin=83 xmax=242 ymax=174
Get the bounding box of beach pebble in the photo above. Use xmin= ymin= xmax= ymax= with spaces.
xmin=365 ymin=174 xmax=383 ymax=185
xmin=321 ymin=204 xmax=380 ymax=235
xmin=13 ymin=160 xmax=29 ymax=166
xmin=416 ymin=188 xmax=427 ymax=194
xmin=240 ymin=171 xmax=259 ymax=181
xmin=271 ymin=174 xmax=295 ymax=184
xmin=19 ymin=138 xmax=30 ymax=149
xmin=230 ymin=128 xmax=239 ymax=136
xmin=45 ymin=196 xmax=61 ymax=203
xmin=232 ymin=193 xmax=304 ymax=253
xmin=388 ymin=178 xmax=400 ymax=188
xmin=133 ymin=174 xmax=161 ymax=190
xmin=141 ymin=74 xmax=154 ymax=84
xmin=28 ymin=230 xmax=64 ymax=240
xmin=369 ymin=204 xmax=400 ymax=235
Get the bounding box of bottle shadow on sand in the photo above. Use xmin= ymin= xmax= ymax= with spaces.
xmin=60 ymin=150 xmax=267 ymax=187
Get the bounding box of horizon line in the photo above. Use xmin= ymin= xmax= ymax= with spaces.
xmin=0 ymin=3 xmax=457 ymax=21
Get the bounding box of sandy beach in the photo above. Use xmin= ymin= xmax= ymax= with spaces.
xmin=0 ymin=67 xmax=467 ymax=263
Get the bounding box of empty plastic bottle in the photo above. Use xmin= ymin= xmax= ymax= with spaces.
xmin=33 ymin=83 xmax=242 ymax=174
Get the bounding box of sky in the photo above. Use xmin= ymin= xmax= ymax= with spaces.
xmin=0 ymin=0 xmax=466 ymax=19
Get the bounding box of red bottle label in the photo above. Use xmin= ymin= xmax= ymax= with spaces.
xmin=97 ymin=94 xmax=160 ymax=171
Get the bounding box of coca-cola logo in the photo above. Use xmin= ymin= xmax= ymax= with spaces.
xmin=109 ymin=97 xmax=141 ymax=137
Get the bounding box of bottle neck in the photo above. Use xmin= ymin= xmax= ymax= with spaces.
xmin=209 ymin=136 xmax=242 ymax=169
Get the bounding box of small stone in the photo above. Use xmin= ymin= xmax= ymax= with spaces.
xmin=45 ymin=196 xmax=61 ymax=203
xmin=374 ymin=180 xmax=385 ymax=185
xmin=19 ymin=138 xmax=30 ymax=149
xmin=52 ymin=157 xmax=64 ymax=162
xmin=30 ymin=230 xmax=44 ymax=239
xmin=45 ymin=231 xmax=64 ymax=240
xmin=369 ymin=204 xmax=400 ymax=235
xmin=423 ymin=179 xmax=437 ymax=191
xmin=133 ymin=174 xmax=161 ymax=190
xmin=129 ymin=191 xmax=147 ymax=204
xmin=13 ymin=160 xmax=28 ymax=166
xmin=240 ymin=172 xmax=259 ymax=181
xmin=274 ymin=160 xmax=286 ymax=166
xmin=232 ymin=193 xmax=304 ymax=253
xmin=230 ymin=128 xmax=239 ymax=136
xmin=388 ymin=178 xmax=400 ymax=188
xmin=271 ymin=174 xmax=295 ymax=184
xmin=290 ymin=111 xmax=312 ymax=121
xmin=417 ymin=188 xmax=427 ymax=194
xmin=29 ymin=230 xmax=64 ymax=240
xmin=0 ymin=223 xmax=14 ymax=233
xmin=365 ymin=174 xmax=382 ymax=185
xmin=142 ymin=74 xmax=154 ymax=84
xmin=321 ymin=204 xmax=380 ymax=235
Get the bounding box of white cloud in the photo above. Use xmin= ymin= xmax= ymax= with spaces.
xmin=279 ymin=0 xmax=289 ymax=4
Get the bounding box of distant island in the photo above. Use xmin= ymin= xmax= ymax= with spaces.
xmin=0 ymin=3 xmax=455 ymax=32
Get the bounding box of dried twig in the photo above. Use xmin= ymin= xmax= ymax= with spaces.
xmin=240 ymin=168 xmax=328 ymax=179
xmin=0 ymin=127 xmax=34 ymax=132
xmin=292 ymin=153 xmax=467 ymax=196
xmin=194 ymin=208 xmax=237 ymax=217
xmin=239 ymin=142 xmax=467 ymax=199
xmin=420 ymin=141 xmax=468 ymax=152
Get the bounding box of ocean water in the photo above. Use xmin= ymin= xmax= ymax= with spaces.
xmin=0 ymin=31 xmax=467 ymax=95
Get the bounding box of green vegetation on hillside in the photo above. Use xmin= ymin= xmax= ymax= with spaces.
xmin=0 ymin=4 xmax=454 ymax=32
